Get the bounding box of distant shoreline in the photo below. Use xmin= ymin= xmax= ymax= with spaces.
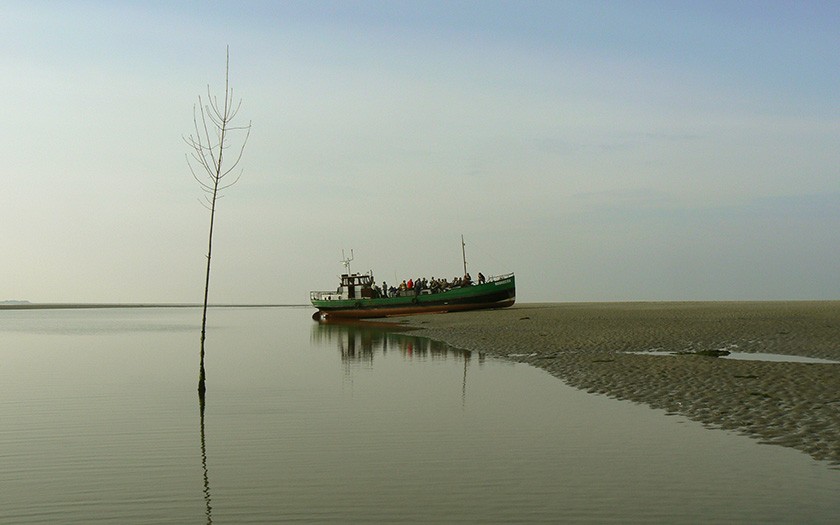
xmin=4 ymin=300 xmax=838 ymax=311
xmin=0 ymin=303 xmax=304 ymax=310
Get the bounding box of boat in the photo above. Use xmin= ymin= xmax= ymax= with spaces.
xmin=310 ymin=242 xmax=515 ymax=319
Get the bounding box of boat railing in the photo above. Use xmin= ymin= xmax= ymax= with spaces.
xmin=488 ymin=272 xmax=514 ymax=282
xmin=310 ymin=291 xmax=342 ymax=301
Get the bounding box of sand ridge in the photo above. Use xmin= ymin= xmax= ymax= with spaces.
xmin=395 ymin=302 xmax=840 ymax=466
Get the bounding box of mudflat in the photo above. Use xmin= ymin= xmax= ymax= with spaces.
xmin=396 ymin=302 xmax=840 ymax=465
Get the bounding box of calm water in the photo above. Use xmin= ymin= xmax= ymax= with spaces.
xmin=1 ymin=307 xmax=838 ymax=523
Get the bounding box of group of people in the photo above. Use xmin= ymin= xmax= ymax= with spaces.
xmin=373 ymin=272 xmax=486 ymax=298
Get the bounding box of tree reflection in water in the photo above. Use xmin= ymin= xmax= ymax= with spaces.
xmin=198 ymin=392 xmax=212 ymax=524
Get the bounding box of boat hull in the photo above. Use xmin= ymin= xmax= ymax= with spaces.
xmin=312 ymin=275 xmax=515 ymax=319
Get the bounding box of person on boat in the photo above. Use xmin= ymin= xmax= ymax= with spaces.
xmin=382 ymin=282 xmax=388 ymax=298
xmin=464 ymin=273 xmax=472 ymax=286
xmin=478 ymin=272 xmax=485 ymax=284
xmin=407 ymin=278 xmax=413 ymax=290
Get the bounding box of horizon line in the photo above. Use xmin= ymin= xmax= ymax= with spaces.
xmin=0 ymin=303 xmax=307 ymax=310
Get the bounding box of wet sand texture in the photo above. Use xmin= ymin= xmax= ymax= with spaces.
xmin=397 ymin=302 xmax=840 ymax=465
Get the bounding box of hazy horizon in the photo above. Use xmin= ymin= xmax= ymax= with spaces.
xmin=3 ymin=1 xmax=839 ymax=304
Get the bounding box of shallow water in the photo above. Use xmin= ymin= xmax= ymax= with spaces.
xmin=722 ymin=351 xmax=840 ymax=364
xmin=633 ymin=349 xmax=840 ymax=364
xmin=1 ymin=307 xmax=838 ymax=523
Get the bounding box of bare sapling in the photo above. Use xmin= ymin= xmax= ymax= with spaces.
xmin=184 ymin=47 xmax=251 ymax=397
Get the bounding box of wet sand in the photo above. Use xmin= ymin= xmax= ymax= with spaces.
xmin=395 ymin=302 xmax=840 ymax=466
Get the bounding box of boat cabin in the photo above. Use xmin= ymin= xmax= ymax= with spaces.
xmin=340 ymin=273 xmax=375 ymax=299
xmin=311 ymin=272 xmax=376 ymax=302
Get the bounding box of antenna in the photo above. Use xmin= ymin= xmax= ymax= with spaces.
xmin=461 ymin=234 xmax=467 ymax=276
xmin=340 ymin=249 xmax=354 ymax=274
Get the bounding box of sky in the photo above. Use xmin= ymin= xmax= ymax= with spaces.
xmin=2 ymin=0 xmax=839 ymax=304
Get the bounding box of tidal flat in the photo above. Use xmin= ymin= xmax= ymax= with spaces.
xmin=2 ymin=305 xmax=839 ymax=522
xmin=398 ymin=301 xmax=840 ymax=465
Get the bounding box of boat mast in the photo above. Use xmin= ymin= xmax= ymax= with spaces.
xmin=461 ymin=235 xmax=467 ymax=276
xmin=341 ymin=249 xmax=354 ymax=274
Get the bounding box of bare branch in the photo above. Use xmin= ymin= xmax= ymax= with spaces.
xmin=219 ymin=121 xmax=252 ymax=180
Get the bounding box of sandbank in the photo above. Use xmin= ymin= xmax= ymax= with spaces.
xmin=395 ymin=302 xmax=840 ymax=466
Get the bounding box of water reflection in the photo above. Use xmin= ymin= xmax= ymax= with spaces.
xmin=198 ymin=393 xmax=212 ymax=524
xmin=311 ymin=319 xmax=477 ymax=363
xmin=311 ymin=319 xmax=486 ymax=402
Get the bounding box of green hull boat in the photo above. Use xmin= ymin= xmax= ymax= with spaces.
xmin=311 ymin=272 xmax=516 ymax=319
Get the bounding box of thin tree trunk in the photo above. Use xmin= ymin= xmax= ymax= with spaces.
xmin=185 ymin=46 xmax=250 ymax=398
xmin=199 ymin=136 xmax=223 ymax=396
xmin=198 ymin=194 xmax=216 ymax=395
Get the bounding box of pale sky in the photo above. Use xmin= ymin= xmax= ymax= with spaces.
xmin=2 ymin=1 xmax=839 ymax=304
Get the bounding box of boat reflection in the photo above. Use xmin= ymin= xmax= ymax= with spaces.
xmin=311 ymin=318 xmax=487 ymax=402
xmin=311 ymin=318 xmax=483 ymax=363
